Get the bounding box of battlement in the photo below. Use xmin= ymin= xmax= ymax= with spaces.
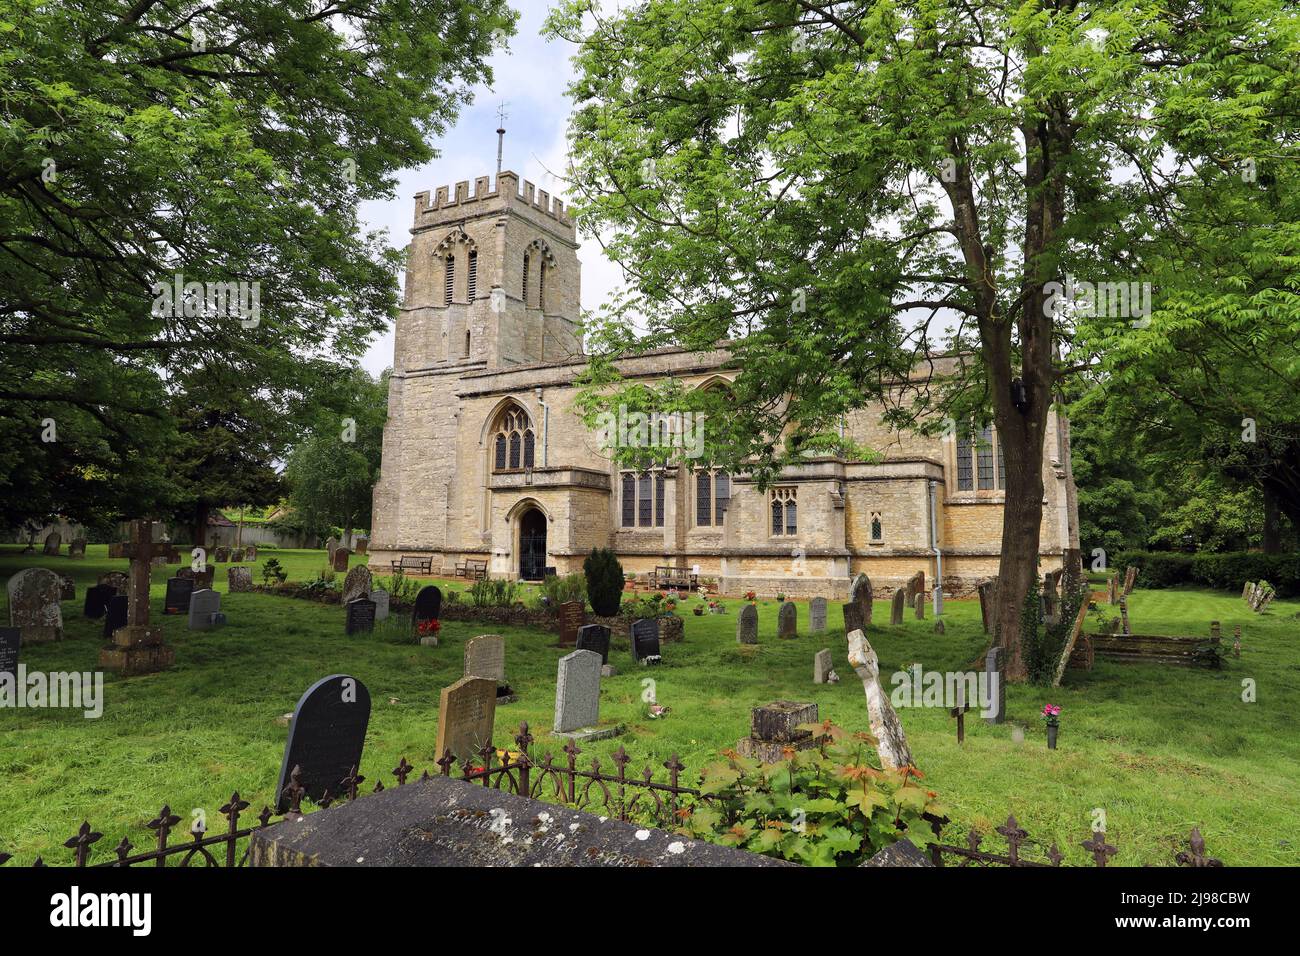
xmin=413 ymin=170 xmax=573 ymax=235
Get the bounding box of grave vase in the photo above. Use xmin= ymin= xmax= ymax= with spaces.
xmin=1047 ymin=725 xmax=1059 ymax=750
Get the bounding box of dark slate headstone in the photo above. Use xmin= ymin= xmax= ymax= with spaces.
xmin=164 ymin=576 xmax=194 ymax=615
xmin=413 ymin=585 xmax=442 ymax=624
xmin=849 ymin=572 xmax=873 ymax=627
xmin=842 ymin=602 xmax=864 ymax=635
xmin=777 ymin=601 xmax=798 ymax=638
xmin=103 ymin=594 xmax=128 ymax=639
xmin=0 ymin=627 xmax=19 ymax=680
xmin=575 ymin=624 xmax=611 ymax=664
xmin=84 ymin=583 xmax=116 ymax=620
xmin=631 ymin=617 xmax=661 ymax=664
xmin=736 ymin=603 xmax=758 ymax=644
xmin=557 ymin=601 xmax=584 ymax=645
xmin=275 ymin=674 xmax=371 ymax=812
xmin=346 ymin=598 xmax=377 ymax=635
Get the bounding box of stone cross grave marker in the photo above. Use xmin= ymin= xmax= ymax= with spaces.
xmin=849 ymin=573 xmax=873 ymax=627
xmin=341 ymin=565 xmax=371 ymax=605
xmin=890 ymin=589 xmax=906 ymax=626
xmin=950 ymin=688 xmax=971 ymax=744
xmin=275 ymin=674 xmax=371 ymax=812
xmin=228 ymin=566 xmax=254 ymax=593
xmin=631 ymin=617 xmax=661 ymax=664
xmin=809 ymin=597 xmax=828 ymax=633
xmin=553 ymin=648 xmax=606 ymax=737
xmin=43 ymin=531 xmax=61 ymax=556
xmin=777 ymin=601 xmax=797 ymax=638
xmin=435 ymin=676 xmax=497 ymax=765
xmin=557 ymin=601 xmax=584 ymax=645
xmin=101 ymin=518 xmax=177 ymax=675
xmin=164 ymin=575 xmax=194 ymax=615
xmin=984 ymin=646 xmax=1005 ymax=724
xmin=7 ymin=567 xmax=64 ymax=644
xmin=345 ymin=597 xmax=376 ymax=635
xmin=0 ymin=627 xmax=19 ymax=680
xmin=736 ymin=604 xmax=758 ymax=644
xmin=372 ymin=589 xmax=389 ymax=622
xmin=576 ymin=624 xmax=611 ymax=664
xmin=188 ymin=588 xmax=222 ymax=631
xmin=846 ymin=629 xmax=913 ymax=770
xmin=813 ymin=648 xmax=833 ymax=684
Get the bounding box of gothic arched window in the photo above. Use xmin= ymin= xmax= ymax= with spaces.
xmin=490 ymin=405 xmax=535 ymax=473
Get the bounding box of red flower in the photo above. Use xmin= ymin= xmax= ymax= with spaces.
xmin=418 ymin=618 xmax=441 ymax=635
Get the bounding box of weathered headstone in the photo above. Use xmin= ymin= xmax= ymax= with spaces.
xmin=861 ymin=838 xmax=934 ymax=868
xmin=977 ymin=578 xmax=997 ymax=633
xmin=99 ymin=568 xmax=126 ymax=588
xmin=631 ymin=617 xmax=661 ymax=664
xmin=325 ymin=536 xmax=339 ymax=559
xmin=890 ymin=589 xmax=906 ymax=626
xmin=246 ymin=543 xmax=258 ymax=560
xmin=736 ymin=604 xmax=758 ymax=645
xmin=103 ymin=594 xmax=128 ymax=639
xmin=984 ymin=647 xmax=1005 ymax=724
xmin=913 ymin=593 xmax=925 ymax=620
xmin=341 ymin=565 xmax=372 ymax=605
xmin=0 ymin=627 xmax=19 ymax=680
xmin=213 ymin=546 xmax=231 ymax=563
xmin=101 ymin=519 xmax=177 ymax=675
xmin=6 ymin=567 xmax=64 ymax=644
xmin=1052 ymin=600 xmax=1092 ymax=687
xmin=164 ymin=576 xmax=194 ymax=615
xmin=842 ymin=601 xmax=864 ymax=636
xmin=576 ymin=624 xmax=611 ymax=664
xmin=231 ymin=548 xmax=246 ymax=563
xmin=332 ymin=548 xmax=351 ymax=572
xmin=849 ymin=573 xmax=873 ymax=627
xmin=1109 ymin=574 xmax=1120 ymax=605
xmin=813 ymin=648 xmax=833 ymax=684
xmin=345 ymin=597 xmax=376 ymax=635
xmin=372 ymin=589 xmax=389 ymax=622
xmin=809 ymin=597 xmax=828 ymax=633
xmin=1123 ymin=566 xmax=1138 ymax=597
xmin=83 ymin=583 xmax=116 ymax=619
xmin=435 ymin=676 xmax=497 ymax=764
xmin=227 ymin=566 xmax=254 ymax=593
xmin=43 ymin=531 xmax=61 ymax=556
xmin=68 ymin=538 xmax=87 ymax=559
xmin=188 ymin=588 xmax=222 ymax=631
xmin=554 ymin=649 xmax=615 ymax=740
xmin=275 ymin=674 xmax=371 ymax=811
xmin=933 ymin=619 xmax=945 ymax=634
xmin=57 ymin=572 xmax=75 ymax=602
xmin=846 ymin=629 xmax=913 ymax=770
xmin=354 ymin=538 xmax=368 ymax=556
xmin=736 ymin=700 xmax=822 ymax=762
xmin=904 ymin=570 xmax=925 ymax=604
xmin=464 ymin=634 xmax=506 ymax=683
xmin=557 ymin=601 xmax=584 ymax=646
xmin=777 ymin=601 xmax=797 ymax=638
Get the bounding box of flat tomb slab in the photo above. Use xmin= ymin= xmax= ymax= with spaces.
xmin=250 ymin=774 xmax=789 ymax=867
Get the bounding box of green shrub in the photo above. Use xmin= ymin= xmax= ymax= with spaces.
xmin=584 ymin=548 xmax=624 ymax=616
xmin=260 ymin=558 xmax=288 ymax=585
xmin=537 ymin=571 xmax=587 ymax=611
xmin=1112 ymin=550 xmax=1300 ymax=597
xmin=379 ymin=568 xmax=420 ymax=606
xmin=1112 ymin=551 xmax=1195 ymax=589
xmin=468 ymin=577 xmax=520 ymax=607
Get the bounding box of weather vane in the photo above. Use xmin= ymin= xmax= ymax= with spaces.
xmin=496 ymin=101 xmax=509 ymax=175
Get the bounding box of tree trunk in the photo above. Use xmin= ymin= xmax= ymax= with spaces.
xmin=992 ymin=413 xmax=1048 ymax=680
xmin=192 ymin=504 xmax=209 ymax=550
xmin=1262 ymin=484 xmax=1281 ymax=554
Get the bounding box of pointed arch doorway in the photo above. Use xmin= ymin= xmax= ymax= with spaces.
xmin=518 ymin=508 xmax=547 ymax=581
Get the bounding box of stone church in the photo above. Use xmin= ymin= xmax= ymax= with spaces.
xmin=368 ymin=168 xmax=1080 ymax=598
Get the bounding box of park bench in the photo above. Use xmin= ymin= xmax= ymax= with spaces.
xmin=390 ymin=555 xmax=432 ymax=575
xmin=651 ymin=566 xmax=697 ymax=591
xmin=456 ymin=558 xmax=489 ymax=580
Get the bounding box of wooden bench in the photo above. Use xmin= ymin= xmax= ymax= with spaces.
xmin=455 ymin=558 xmax=488 ymax=580
xmin=651 ymin=566 xmax=697 ymax=591
xmin=390 ymin=555 xmax=432 ymax=575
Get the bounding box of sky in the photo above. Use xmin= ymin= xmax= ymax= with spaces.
xmin=356 ymin=3 xmax=625 ymax=376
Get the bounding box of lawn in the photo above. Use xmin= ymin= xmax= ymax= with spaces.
xmin=2 ymin=544 xmax=1297 ymax=866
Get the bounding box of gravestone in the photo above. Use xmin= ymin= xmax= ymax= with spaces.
xmin=553 ymin=649 xmax=616 ymax=740
xmin=890 ymin=589 xmax=906 ymax=626
xmin=631 ymin=617 xmax=661 ymax=664
xmin=1109 ymin=575 xmax=1120 ymax=605
xmin=372 ymin=589 xmax=389 ymax=622
xmin=576 ymin=624 xmax=611 ymax=664
xmin=813 ymin=648 xmax=833 ymax=684
xmin=861 ymin=838 xmax=934 ymax=868
xmin=736 ymin=604 xmax=758 ymax=644
xmin=0 ymin=627 xmax=19 ymax=680
xmin=43 ymin=531 xmax=61 ymax=556
xmin=809 ymin=597 xmax=828 ymax=633
xmin=325 ymin=536 xmax=339 ymax=559
xmin=913 ymin=593 xmax=924 ymax=620
xmin=1123 ymin=566 xmax=1138 ymax=596
xmin=6 ymin=567 xmax=64 ymax=644
xmin=736 ymin=700 xmax=821 ymax=762
xmin=246 ymin=544 xmax=258 ymax=560
xmin=464 ymin=634 xmax=506 ymax=684
xmin=275 ymin=674 xmax=371 ymax=811
xmin=842 ymin=601 xmax=864 ymax=636
xmin=164 ymin=576 xmax=194 ymax=615
xmin=83 ymin=583 xmax=116 ymax=619
xmin=413 ymin=585 xmax=442 ymax=623
xmin=354 ymin=538 xmax=368 ymax=556
xmin=103 ymin=594 xmax=128 ymax=639
xmin=341 ymin=565 xmax=372 ymax=605
xmin=984 ymin=647 xmax=1005 ymax=724
xmin=904 ymin=571 xmax=924 ymax=604
xmin=977 ymin=579 xmax=997 ymax=633
xmin=1052 ymin=600 xmax=1092 ymax=687
xmin=846 ymin=629 xmax=913 ymax=770
xmin=557 ymin=601 xmax=584 ymax=646
xmin=849 ymin=573 xmax=873 ymax=627
xmin=1119 ymin=599 xmax=1131 ymax=635
xmin=777 ymin=601 xmax=797 ymax=638
xmin=101 ymin=520 xmax=179 ymax=674
xmin=435 ymin=676 xmax=497 ymax=764
xmin=188 ymin=588 xmax=222 ymax=631
xmin=231 ymin=549 xmax=246 ymax=563
xmin=345 ymin=597 xmax=377 ymax=635
xmin=228 ymin=566 xmax=253 ymax=593
xmin=933 ymin=619 xmax=945 ymax=634
xmin=58 ymin=572 xmax=75 ymax=602
xmin=332 ymin=548 xmax=351 ymax=572
xmin=68 ymin=538 xmax=86 ymax=559
xmin=213 ymin=546 xmax=231 ymax=563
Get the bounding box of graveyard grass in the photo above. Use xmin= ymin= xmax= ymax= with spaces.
xmin=2 ymin=545 xmax=1297 ymax=866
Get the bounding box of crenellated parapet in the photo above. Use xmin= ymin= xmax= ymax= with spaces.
xmin=413 ymin=170 xmax=574 ymax=238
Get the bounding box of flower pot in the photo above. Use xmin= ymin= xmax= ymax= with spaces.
xmin=693 ymin=607 xmax=704 ymax=616
xmin=1047 ymin=725 xmax=1059 ymax=750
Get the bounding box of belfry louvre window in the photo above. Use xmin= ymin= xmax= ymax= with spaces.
xmin=620 ymin=470 xmax=665 ymax=528
xmin=522 ymin=254 xmax=530 ymax=301
xmin=491 ymin=407 xmax=534 ymax=472
xmin=695 ymin=468 xmax=729 ymax=527
xmin=771 ymin=487 xmax=797 ymax=536
xmin=444 ymin=255 xmax=455 ymax=306
xmin=956 ymin=424 xmax=1006 ymax=491
xmin=538 ymin=261 xmax=546 ymax=310
xmin=467 ymin=250 xmax=477 ymax=300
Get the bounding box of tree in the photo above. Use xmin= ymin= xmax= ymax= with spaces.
xmin=282 ymin=369 xmax=388 ymax=546
xmin=548 ymin=0 xmax=1298 ymax=678
xmin=0 ymin=0 xmax=515 ymax=524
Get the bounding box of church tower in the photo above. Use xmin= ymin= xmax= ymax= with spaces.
xmin=394 ymin=170 xmax=582 ymax=370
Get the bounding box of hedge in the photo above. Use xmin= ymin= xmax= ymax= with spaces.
xmin=1112 ymin=550 xmax=1300 ymax=598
